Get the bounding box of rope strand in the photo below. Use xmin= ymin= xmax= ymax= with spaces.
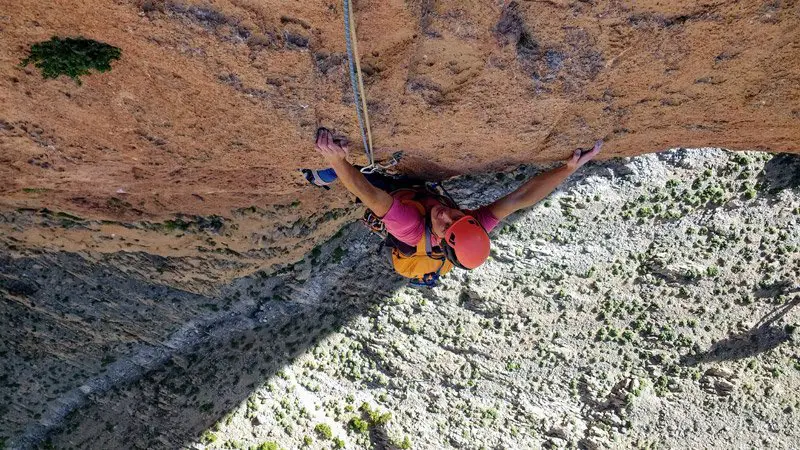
xmin=343 ymin=1 xmax=403 ymax=174
xmin=343 ymin=0 xmax=375 ymax=170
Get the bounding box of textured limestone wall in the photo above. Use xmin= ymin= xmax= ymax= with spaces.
xmin=1 ymin=0 xmax=798 ymax=222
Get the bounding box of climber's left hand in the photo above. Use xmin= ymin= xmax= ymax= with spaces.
xmin=566 ymin=140 xmax=603 ymax=171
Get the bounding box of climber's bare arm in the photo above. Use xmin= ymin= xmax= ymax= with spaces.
xmin=488 ymin=141 xmax=602 ymax=220
xmin=315 ymin=129 xmax=393 ymax=217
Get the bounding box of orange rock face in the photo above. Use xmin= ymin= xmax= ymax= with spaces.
xmin=1 ymin=0 xmax=798 ymax=221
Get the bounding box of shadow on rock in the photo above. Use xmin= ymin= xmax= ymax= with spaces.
xmin=366 ymin=418 xmax=397 ymax=450
xmin=5 ymin=225 xmax=407 ymax=450
xmin=761 ymin=153 xmax=800 ymax=191
xmin=680 ymin=295 xmax=799 ymax=366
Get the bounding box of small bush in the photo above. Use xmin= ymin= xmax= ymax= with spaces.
xmin=201 ymin=431 xmax=217 ymax=444
xmin=348 ymin=417 xmax=369 ymax=434
xmin=314 ymin=423 xmax=333 ymax=440
xmin=255 ymin=442 xmax=280 ymax=450
xmin=20 ymin=36 xmax=121 ymax=85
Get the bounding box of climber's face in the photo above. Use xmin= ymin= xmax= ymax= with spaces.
xmin=430 ymin=204 xmax=466 ymax=238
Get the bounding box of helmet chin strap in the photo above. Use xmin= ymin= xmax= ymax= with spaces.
xmin=431 ymin=206 xmax=459 ymax=239
xmin=430 ymin=212 xmax=455 ymax=244
xmin=426 ymin=212 xmax=439 ymax=241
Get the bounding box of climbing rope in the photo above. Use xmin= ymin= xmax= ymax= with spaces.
xmin=343 ymin=0 xmax=385 ymax=174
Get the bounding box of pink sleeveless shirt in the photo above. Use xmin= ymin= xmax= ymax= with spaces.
xmin=381 ymin=194 xmax=500 ymax=246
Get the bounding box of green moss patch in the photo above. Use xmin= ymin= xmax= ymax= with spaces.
xmin=20 ymin=36 xmax=121 ymax=85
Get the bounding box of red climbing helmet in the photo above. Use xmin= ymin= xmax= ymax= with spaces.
xmin=441 ymin=216 xmax=491 ymax=269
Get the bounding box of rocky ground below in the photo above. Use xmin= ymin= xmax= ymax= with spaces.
xmin=2 ymin=148 xmax=797 ymax=449
xmin=180 ymin=149 xmax=799 ymax=450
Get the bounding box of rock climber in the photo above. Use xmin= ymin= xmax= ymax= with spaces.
xmin=309 ymin=128 xmax=602 ymax=287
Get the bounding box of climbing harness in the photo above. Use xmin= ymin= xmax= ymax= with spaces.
xmin=362 ymin=184 xmax=461 ymax=288
xmin=413 ymin=220 xmax=448 ymax=288
xmin=343 ymin=0 xmax=400 ymax=174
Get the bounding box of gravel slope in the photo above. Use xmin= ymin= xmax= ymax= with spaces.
xmin=186 ymin=149 xmax=799 ymax=450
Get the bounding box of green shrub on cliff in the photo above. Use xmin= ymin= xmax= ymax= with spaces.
xmin=20 ymin=36 xmax=121 ymax=85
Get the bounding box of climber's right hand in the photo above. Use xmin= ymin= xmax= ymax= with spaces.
xmin=315 ymin=128 xmax=349 ymax=163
